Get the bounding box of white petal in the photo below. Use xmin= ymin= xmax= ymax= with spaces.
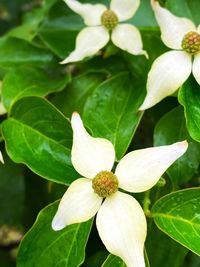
xmin=52 ymin=178 xmax=102 ymax=231
xmin=111 ymin=24 xmax=148 ymax=57
xmin=192 ymin=53 xmax=200 ymax=85
xmin=0 ymin=151 xmax=4 ymax=164
xmin=139 ymin=51 xmax=192 ymax=110
xmin=96 ymin=191 xmax=146 ymax=267
xmin=63 ymin=0 xmax=106 ymax=26
xmin=197 ymin=25 xmax=200 ymax=33
xmin=61 ymin=26 xmax=109 ymax=64
xmin=110 ymin=0 xmax=140 ymax=21
xmin=115 ymin=141 xmax=188 ymax=193
xmin=71 ymin=112 xmax=115 ymax=179
xmin=151 ymin=0 xmax=196 ymax=49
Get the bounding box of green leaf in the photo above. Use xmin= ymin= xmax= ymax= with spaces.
xmin=152 ymin=188 xmax=200 ymax=255
xmin=51 ymin=72 xmax=105 ymax=117
xmin=0 ymin=37 xmax=56 ymax=68
xmin=2 ymin=96 xmax=78 ymax=184
xmin=154 ymin=106 xmax=200 ymax=184
xmin=17 ymin=201 xmax=92 ymax=267
xmin=178 ymin=77 xmax=200 ymax=143
xmin=83 ymin=73 xmax=145 ymax=160
xmin=2 ymin=66 xmax=70 ymax=110
xmin=166 ymin=0 xmax=200 ymax=25
xmin=102 ymin=255 xmax=126 ymax=267
xmin=146 ymin=220 xmax=188 ymax=267
xmin=38 ymin=1 xmax=83 ymax=58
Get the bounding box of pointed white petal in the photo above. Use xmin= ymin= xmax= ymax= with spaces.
xmin=110 ymin=0 xmax=140 ymax=21
xmin=111 ymin=24 xmax=148 ymax=57
xmin=115 ymin=141 xmax=188 ymax=193
xmin=139 ymin=51 xmax=192 ymax=110
xmin=151 ymin=0 xmax=196 ymax=49
xmin=192 ymin=53 xmax=200 ymax=85
xmin=71 ymin=113 xmax=115 ymax=179
xmin=96 ymin=191 xmax=146 ymax=267
xmin=61 ymin=26 xmax=109 ymax=64
xmin=52 ymin=178 xmax=102 ymax=231
xmin=63 ymin=0 xmax=106 ymax=26
xmin=197 ymin=25 xmax=200 ymax=33
xmin=0 ymin=151 xmax=4 ymax=164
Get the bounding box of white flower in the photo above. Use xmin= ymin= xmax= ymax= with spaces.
xmin=52 ymin=112 xmax=188 ymax=267
xmin=61 ymin=0 xmax=147 ymax=64
xmin=139 ymin=0 xmax=200 ymax=110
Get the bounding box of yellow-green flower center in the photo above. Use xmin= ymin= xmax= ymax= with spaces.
xmin=92 ymin=171 xmax=118 ymax=198
xmin=181 ymin=31 xmax=200 ymax=54
xmin=101 ymin=10 xmax=118 ymax=31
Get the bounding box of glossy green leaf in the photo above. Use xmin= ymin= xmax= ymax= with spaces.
xmin=17 ymin=201 xmax=92 ymax=267
xmin=154 ymin=106 xmax=200 ymax=184
xmin=102 ymin=255 xmax=126 ymax=267
xmin=2 ymin=96 xmax=78 ymax=184
xmin=178 ymin=77 xmax=200 ymax=143
xmin=0 ymin=37 xmax=56 ymax=68
xmin=83 ymin=73 xmax=145 ymax=160
xmin=51 ymin=72 xmax=105 ymax=117
xmin=2 ymin=66 xmax=70 ymax=110
xmin=146 ymin=181 xmax=188 ymax=267
xmin=152 ymin=188 xmax=200 ymax=255
xmin=166 ymin=0 xmax=200 ymax=25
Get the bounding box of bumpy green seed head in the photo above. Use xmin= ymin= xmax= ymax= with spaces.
xmin=101 ymin=10 xmax=118 ymax=31
xmin=92 ymin=171 xmax=118 ymax=198
xmin=181 ymin=31 xmax=200 ymax=54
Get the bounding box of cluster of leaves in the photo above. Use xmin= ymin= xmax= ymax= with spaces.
xmin=0 ymin=0 xmax=199 ymax=266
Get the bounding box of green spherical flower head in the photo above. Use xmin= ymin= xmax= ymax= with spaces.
xmin=92 ymin=171 xmax=119 ymax=198
xmin=182 ymin=31 xmax=200 ymax=54
xmin=101 ymin=10 xmax=118 ymax=31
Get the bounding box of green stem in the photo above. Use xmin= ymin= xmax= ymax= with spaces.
xmin=143 ymin=190 xmax=151 ymax=217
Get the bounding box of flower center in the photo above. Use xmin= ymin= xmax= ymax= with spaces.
xmin=92 ymin=171 xmax=119 ymax=198
xmin=181 ymin=31 xmax=200 ymax=54
xmin=101 ymin=10 xmax=118 ymax=31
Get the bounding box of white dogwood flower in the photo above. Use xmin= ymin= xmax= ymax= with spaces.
xmin=61 ymin=0 xmax=147 ymax=64
xmin=139 ymin=0 xmax=200 ymax=110
xmin=52 ymin=112 xmax=188 ymax=267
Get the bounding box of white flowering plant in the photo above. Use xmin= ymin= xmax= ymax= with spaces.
xmin=0 ymin=0 xmax=199 ymax=267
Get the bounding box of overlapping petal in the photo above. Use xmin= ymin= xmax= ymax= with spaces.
xmin=52 ymin=178 xmax=102 ymax=231
xmin=139 ymin=51 xmax=192 ymax=110
xmin=111 ymin=24 xmax=147 ymax=57
xmin=192 ymin=53 xmax=200 ymax=85
xmin=63 ymin=0 xmax=106 ymax=26
xmin=71 ymin=113 xmax=115 ymax=179
xmin=0 ymin=151 xmax=4 ymax=164
xmin=96 ymin=191 xmax=146 ymax=267
xmin=151 ymin=0 xmax=196 ymax=49
xmin=115 ymin=141 xmax=188 ymax=193
xmin=60 ymin=26 xmax=109 ymax=64
xmin=110 ymin=0 xmax=140 ymax=21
